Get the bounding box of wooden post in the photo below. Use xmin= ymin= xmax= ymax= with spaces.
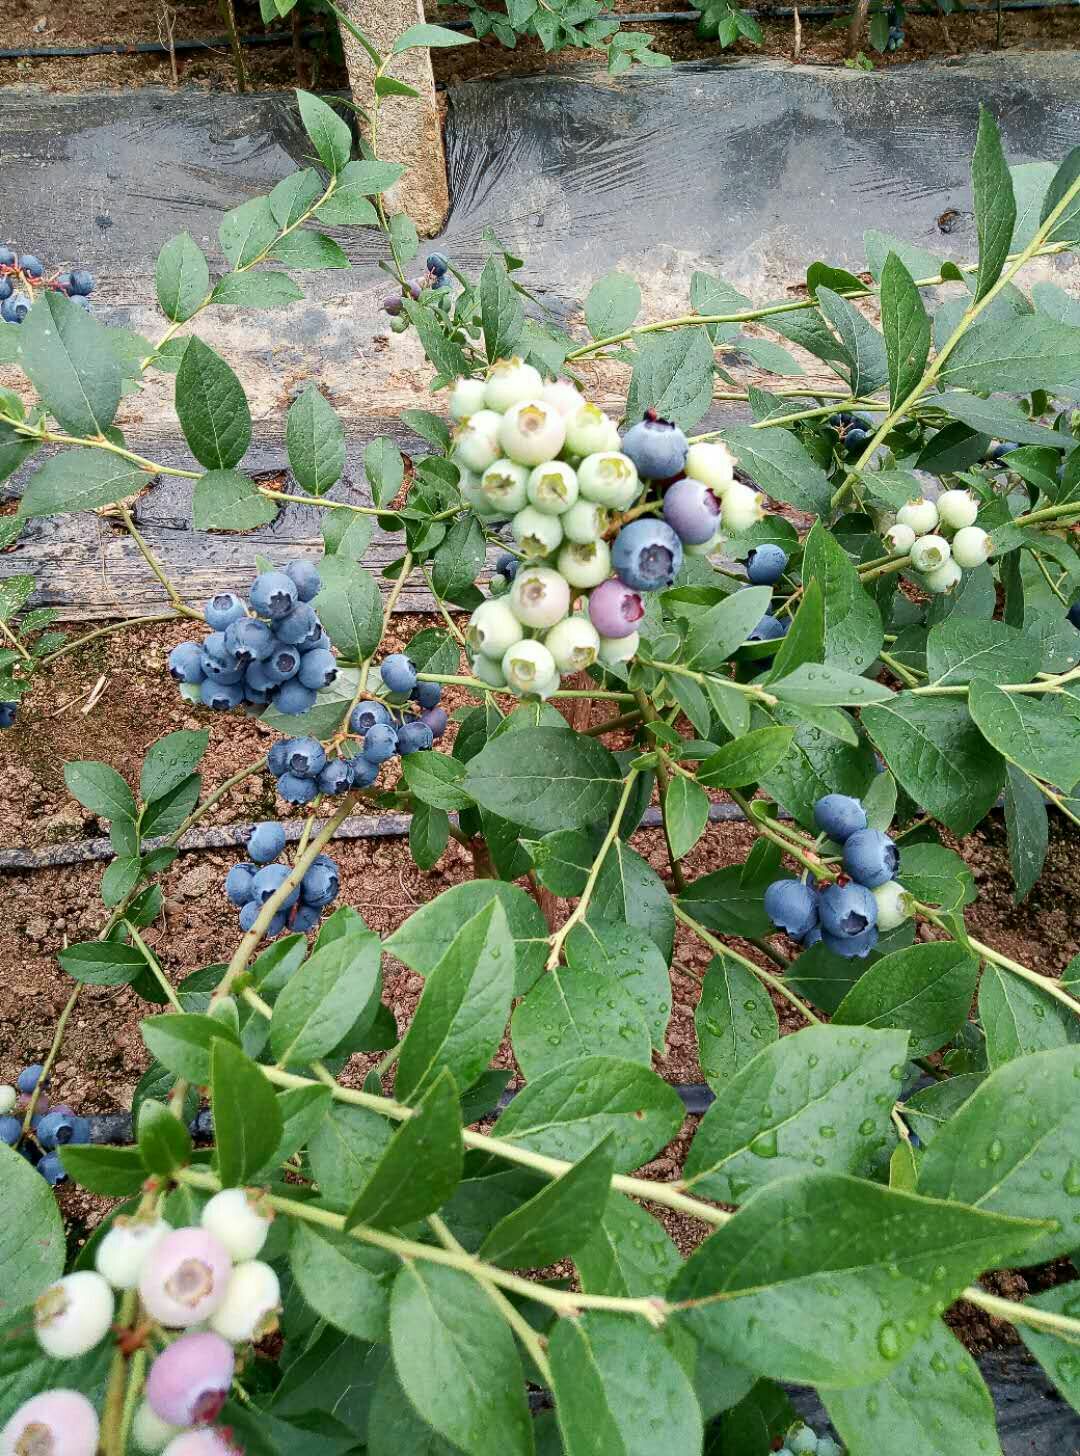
xmin=338 ymin=0 xmax=450 ymax=238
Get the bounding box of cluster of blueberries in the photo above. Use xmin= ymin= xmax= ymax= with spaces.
xmin=451 ymin=359 xmax=777 ymax=695
xmin=743 ymin=541 xmax=792 ymax=646
xmin=0 ymin=245 xmax=95 ymax=324
xmin=884 ymin=489 xmax=991 ymax=593
xmin=6 ymin=1189 xmax=281 ymax=1456
xmin=225 ymin=821 xmax=340 ymax=939
xmin=829 ymin=411 xmax=875 ymax=455
xmin=0 ymin=1065 xmax=91 ymax=1187
xmin=168 ymin=562 xmax=336 ymax=716
xmin=764 ymin=793 xmax=911 ymax=960
xmin=778 ymin=1424 xmax=844 ymax=1456
xmin=382 ymin=251 xmax=452 ymax=324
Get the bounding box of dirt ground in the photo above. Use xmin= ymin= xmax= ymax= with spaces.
xmin=0 ymin=0 xmax=1077 ymax=94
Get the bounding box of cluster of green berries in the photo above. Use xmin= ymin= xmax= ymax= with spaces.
xmin=0 ymin=1065 xmax=90 ymax=1187
xmin=764 ymin=793 xmax=911 ymax=960
xmin=3 ymin=1190 xmax=279 ymax=1455
xmin=168 ymin=562 xmax=335 ymax=717
xmin=0 ymin=245 xmax=94 ymax=324
xmin=778 ymin=1422 xmax=844 ymax=1456
xmin=885 ymin=490 xmax=992 ymax=593
xmin=225 ymin=822 xmax=339 ymax=939
xmin=449 ymin=358 xmax=770 ymax=693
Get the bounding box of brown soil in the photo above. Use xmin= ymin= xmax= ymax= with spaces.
xmin=0 ymin=0 xmax=1075 ymax=94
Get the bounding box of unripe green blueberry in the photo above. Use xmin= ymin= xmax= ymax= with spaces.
xmin=448 ymin=376 xmax=487 ymax=421
xmin=467 ymin=599 xmax=524 ymax=659
xmin=207 ymin=1260 xmax=281 ymax=1343
xmin=200 ymin=1187 xmax=273 ymax=1262
xmin=132 ymin=1399 xmax=183 ymax=1454
xmin=512 ymin=505 xmax=564 ymax=558
xmin=951 ymin=525 xmax=992 ymax=569
xmin=896 ymin=496 xmax=938 ymax=534
xmin=924 ymin=558 xmax=963 ymax=593
xmin=0 ymin=1084 xmax=15 ymax=1116
xmin=2 ymin=1391 xmax=99 ymax=1456
xmin=816 ymin=1440 xmax=843 ymax=1456
xmin=598 ymin=629 xmax=640 ymax=666
xmin=557 ymin=539 xmax=612 ymax=590
xmin=872 ymin=879 xmax=914 ymax=930
xmin=457 ymin=466 xmax=504 ymax=519
xmin=470 ymin=652 xmax=508 ymax=688
xmin=509 ymin=565 xmax=572 ymax=628
xmin=545 ymin=614 xmax=601 ymax=672
xmin=564 ymin=402 xmax=620 ymax=457
xmin=562 ymin=498 xmax=607 ymax=544
xmin=484 ymin=357 xmax=544 ymax=413
xmin=936 ymin=488 xmax=979 ymax=530
xmin=527 ymin=460 xmax=579 ymax=515
xmin=885 ymin=522 xmax=916 ymax=554
xmin=909 ymin=534 xmax=951 ymax=573
xmin=498 ymin=399 xmax=567 ymax=466
xmin=577 ymin=452 xmax=641 ymax=510
xmin=502 ymin=639 xmax=558 ymax=696
xmin=453 ymin=409 xmax=503 ymax=473
xmin=788 ymin=1425 xmax=818 ymax=1455
xmin=684 ymin=440 xmax=736 ymax=494
xmin=489 ymin=572 xmax=510 ymax=598
xmin=96 ymin=1216 xmax=173 ymax=1290
xmin=35 ymin=1272 xmax=115 ymax=1360
xmin=684 ymin=527 xmax=725 ymax=558
xmin=720 ymin=481 xmax=766 ymax=532
xmin=480 ymin=459 xmax=529 ymax=514
xmin=541 ymin=378 xmax=584 ymax=418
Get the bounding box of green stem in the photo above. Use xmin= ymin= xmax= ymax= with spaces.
xmin=0 ymin=615 xmax=32 ymax=662
xmin=39 ymin=614 xmax=185 ymax=667
xmin=963 ymin=1287 xmax=1080 ymax=1343
xmin=583 ymin=709 xmax=643 ymax=737
xmin=20 ymin=986 xmax=80 ymax=1137
xmin=119 ymin=504 xmax=196 ymax=616
xmin=674 ymin=903 xmax=822 ymax=1026
xmin=546 ymin=771 xmax=640 ymax=968
xmin=124 ymin=923 xmax=183 ymax=1013
xmin=418 ymin=672 xmax=635 ymax=702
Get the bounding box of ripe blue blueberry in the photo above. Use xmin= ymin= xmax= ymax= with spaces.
xmin=71 ymin=296 xmax=92 ymax=312
xmin=316 ymin=758 xmax=351 ymax=795
xmin=842 ymin=828 xmax=899 ymax=888
xmin=620 ymin=410 xmax=689 ymax=480
xmin=381 ymin=653 xmax=418 ymax=694
xmin=225 ymin=863 xmax=257 ymax=905
xmin=748 ymin=613 xmax=787 ymax=642
xmin=299 ymin=625 xmax=331 ymax=654
xmin=746 ymin=544 xmax=789 ymax=586
xmin=283 ymin=737 xmax=326 ymax=778
xmin=813 ymin=793 xmax=867 ymax=843
xmin=290 ymin=903 xmax=321 ymax=933
xmin=38 ymin=1153 xmax=68 ymax=1186
xmin=263 ymin=645 xmax=301 ymax=684
xmin=18 ymin=1065 xmax=45 ymax=1094
xmin=225 ymin=617 xmax=273 ymax=663
xmin=266 ymin=912 xmax=288 ymax=937
xmin=612 ymin=519 xmax=684 ymax=591
xmin=763 ymin=879 xmax=819 ymax=939
xmin=823 ymin=923 xmax=879 ymax=959
xmin=0 ymin=276 xmax=11 ymax=301
xmin=0 ymin=1115 xmax=21 ymax=1146
xmin=990 ymin=441 xmax=1018 ymax=461
xmin=37 ymin=1110 xmax=88 ymax=1149
xmin=245 ymin=822 xmax=287 ymax=863
xmin=274 ymin=681 xmax=317 ymax=715
xmin=252 ymin=864 xmax=300 ymax=909
xmin=361 ymin=722 xmax=398 ymax=763
xmin=238 ymin=901 xmax=261 ymax=933
xmin=1 ymin=294 xmax=31 ymax=323
xmin=347 ymin=754 xmax=378 ymax=789
xmin=199 ymin=658 xmax=243 ymax=691
xmin=426 ymin=251 xmax=449 ymax=275
xmin=495 ymin=552 xmax=519 ymax=580
xmin=274 ymin=604 xmax=318 ymax=646
xmin=246 ymin=660 xmax=277 ymax=697
xmin=69 ymin=270 xmax=95 ymax=296
xmin=277 ymin=772 xmax=318 ymax=804
xmin=168 ymin=642 xmax=205 ymax=684
xmin=0 ymin=701 xmax=18 ymax=729
xmin=413 ymin=680 xmax=443 ymax=710
xmin=661 ymin=477 xmax=719 ymax=545
xmin=818 ymin=882 xmax=878 ymax=940
xmin=267 ymin=741 xmax=290 ymax=777
xmin=350 ymin=700 xmax=392 ymax=736
xmin=203 ymin=592 xmax=246 ymax=631
xmin=250 ymin=571 xmax=299 ymax=619
xmin=802 ymin=924 xmax=822 ymax=948
xmin=19 ymin=254 xmax=43 ymax=277
xmin=298 ymin=648 xmax=338 ymax=691
xmin=397 ymin=720 xmax=434 ymax=755
xmin=420 ymin=706 xmax=448 ymax=739
xmin=301 ymin=860 xmax=339 ymax=907
xmin=1068 ymin=601 xmax=1080 ymax=630
xmin=0 ymin=245 xmax=14 ymax=265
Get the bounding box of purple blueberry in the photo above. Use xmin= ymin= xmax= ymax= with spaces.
xmin=611 ymin=519 xmax=683 ymax=591
xmin=245 ymin=822 xmax=287 ymax=864
xmin=139 ymin=1228 xmax=232 ymax=1327
xmin=420 ymin=706 xmax=448 ymax=739
xmin=250 ymin=571 xmax=299 ymax=620
xmin=277 ymin=772 xmax=318 ymax=804
xmin=298 ymin=648 xmax=338 ymax=691
xmin=383 ymin=292 xmax=403 ymax=317
xmin=842 ymin=828 xmax=899 ymax=889
xmin=620 ymin=409 xmax=688 ymax=480
xmin=284 ymin=558 xmax=322 ymax=602
xmin=349 ymin=700 xmax=392 ymax=735
xmin=746 ymin=544 xmax=789 ymax=586
xmin=397 ymin=720 xmax=434 ymax=755
xmin=168 ymin=642 xmax=205 ymax=684
xmin=661 ymin=477 xmax=720 ymax=545
xmin=381 ymin=653 xmax=418 ymax=694
xmin=361 ymin=722 xmax=398 ymax=763
xmin=818 ymin=882 xmax=878 ymax=940
xmin=763 ymin=879 xmax=818 ymax=939
xmin=316 ymin=758 xmax=351 ymax=795
xmin=203 ymin=592 xmax=246 ymax=631
xmin=413 ymin=680 xmax=443 ymax=710
xmin=146 ymin=1330 xmax=235 ymax=1427
xmin=813 ymin=794 xmax=868 ymax=843
xmin=274 ymin=681 xmax=317 ymax=715
xmin=588 ymin=578 xmax=645 ymax=638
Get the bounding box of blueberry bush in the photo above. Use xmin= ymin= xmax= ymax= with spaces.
xmin=1 ymin=51 xmax=1080 ymax=1456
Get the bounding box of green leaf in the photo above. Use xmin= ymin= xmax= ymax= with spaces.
xmin=576 ymin=1190 xmax=681 ymax=1297
xmin=271 ymin=929 xmax=381 ymax=1066
xmin=211 ymin=269 xmax=305 ymax=309
xmin=938 ymin=314 xmax=1080 ymax=394
xmin=625 ymin=328 xmax=716 ymax=431
xmin=290 ymin=1222 xmax=395 ymax=1341
xmin=314 ymin=555 xmax=383 ymax=660
xmin=389 ymin=1264 xmax=533 ymax=1456
xmin=684 ymin=1024 xmax=906 ymax=1201
xmin=671 ymin=1172 xmax=1046 ymax=1388
xmin=765 ymin=579 xmax=825 ymax=684
xmin=978 ymin=964 xmax=1077 ymax=1068
xmin=479 ymin=258 xmax=524 ymax=363
xmin=19 ymin=448 xmax=145 ymax=518
xmin=140 ymin=729 xmax=209 ymax=802
xmin=269 ymin=231 xmax=349 ymax=271
xmin=664 ymin=773 xmax=709 ymax=859
xmin=262 ymin=1084 xmax=331 ymax=1171
xmin=365 ymin=437 xmax=404 ymax=508
xmin=140 ymin=1011 xmax=239 ymax=1082
xmin=585 ymin=271 xmax=642 ymax=339
xmin=367 ymin=1360 xmax=463 ymax=1456
xmin=0 ymin=1144 xmax=65 ymax=1307
xmin=802 ymin=520 xmax=883 ymax=671
xmin=1038 ymin=143 xmax=1080 ymax=245
xmin=269 ymin=167 xmax=324 ymax=227
xmin=550 ymin=1312 xmax=703 ymax=1456
xmin=758 ymin=702 xmax=876 ymax=831
xmin=493 ymin=1055 xmax=684 ymax=1172
xmin=565 ymin=921 xmax=670 ymax=1051
xmin=218 ymin=196 xmax=278 ymax=268
xmin=396 ymin=898 xmax=514 ymax=1103
xmin=719 ymin=425 xmax=832 ymax=516
xmin=387 ymin=881 xmax=548 ymax=999
xmin=971 ymin=108 xmax=1017 ymax=303
xmin=60 ymin=1142 xmax=148 ymax=1197
xmin=934 ymin=390 xmax=1066 ymax=448
xmin=100 ymin=856 xmax=142 ymax=907
xmin=862 ymin=695 xmax=1005 ymax=836
xmin=925 ymin=617 xmax=1040 ymax=687
xmin=155 ymin=232 xmax=211 ymax=322
xmin=770 ymin=663 xmax=891 ymax=708
xmin=403 ymin=299 xmax=471 ymax=380
xmin=511 ymin=953 xmax=652 ymax=1081
xmin=825 ymin=1318 xmax=1000 ymax=1456
xmin=286 ymin=384 xmax=345 ymax=496
xmin=968 ymin=678 xmax=1080 ymax=790
xmin=63 ymin=760 xmax=136 ymax=822
xmin=297 ymin=90 xmax=352 ymax=173
xmin=136 ymin=1098 xmax=193 ymax=1177
xmin=697 ymin=726 xmax=795 ymax=787
xmin=317 ymin=159 xmax=403 ymax=223
xmin=308 ymin=1101 xmax=394 ymax=1210
xmin=815 ymin=286 xmax=889 ymax=396
xmin=880 ymin=252 xmax=931 ymax=409
xmin=393 ymin=21 xmax=478 ymax=49
xmin=586 ymin=839 xmax=675 ymax=962
xmin=1015 ymin=1282 xmax=1080 ymax=1411
xmin=1003 ymin=761 xmax=1048 ymax=902
xmin=191 ymin=469 xmax=277 ymax=531
xmin=917 ymin=1046 xmax=1080 ymax=1263
xmin=480 ymin=1135 xmax=615 ymax=1268
xmin=410 ymin=802 xmax=449 ymax=870
xmin=374 ymin=74 xmax=420 ymax=99
xmin=402 ymin=751 xmax=472 ymax=812
xmin=432 ymin=514 xmax=486 ymax=605
xmin=17 ymin=290 xmax=121 ymax=437
xmin=682 ymin=586 xmax=772 ymax=671
xmin=695 ymin=953 xmax=779 ymax=1092
xmin=344 ymin=1069 xmax=462 ymax=1232
xmin=832 ymin=943 xmax=978 ymax=1057
xmin=139 ymin=774 xmax=201 ymax=838
xmin=463 ymin=728 xmax=623 ymax=835
xmin=175 ymin=337 xmax=251 ymax=470
xmin=211 ymin=1038 xmax=283 ymax=1187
